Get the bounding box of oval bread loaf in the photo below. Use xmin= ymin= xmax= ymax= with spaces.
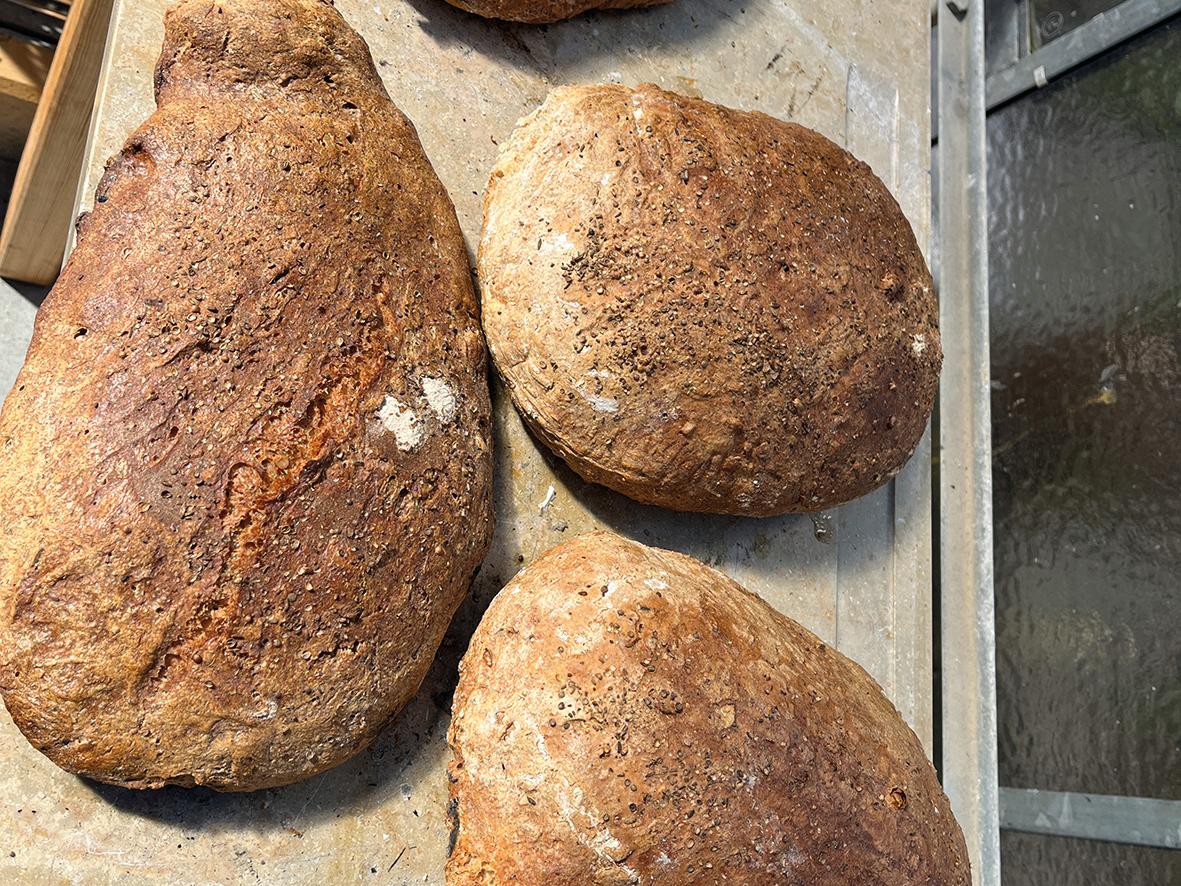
xmin=0 ymin=0 xmax=493 ymax=790
xmin=448 ymin=532 xmax=969 ymax=884
xmin=442 ymin=0 xmax=672 ymax=23
xmin=479 ymin=84 xmax=941 ymax=515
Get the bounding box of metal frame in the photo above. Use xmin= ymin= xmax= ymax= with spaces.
xmin=984 ymin=0 xmax=1029 ymax=74
xmin=985 ymin=0 xmax=1181 ymax=109
xmin=935 ymin=1 xmax=1002 ymax=885
xmin=1001 ymin=788 xmax=1181 ymax=849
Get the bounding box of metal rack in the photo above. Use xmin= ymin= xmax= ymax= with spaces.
xmin=985 ymin=0 xmax=1181 ymax=107
xmin=934 ymin=2 xmax=1001 ymax=884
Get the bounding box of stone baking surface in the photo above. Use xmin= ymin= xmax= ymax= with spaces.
xmin=0 ymin=0 xmax=932 ymax=881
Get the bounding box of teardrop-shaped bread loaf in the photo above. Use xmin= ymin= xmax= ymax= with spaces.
xmin=0 ymin=0 xmax=492 ymax=791
xmin=448 ymin=532 xmax=969 ymax=884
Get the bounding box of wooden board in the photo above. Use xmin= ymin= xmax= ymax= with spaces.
xmin=0 ymin=0 xmax=934 ymax=882
xmin=0 ymin=0 xmax=115 ymax=285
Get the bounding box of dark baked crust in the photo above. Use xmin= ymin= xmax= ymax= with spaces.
xmin=442 ymin=0 xmax=672 ymax=24
xmin=448 ymin=532 xmax=969 ymax=884
xmin=0 ymin=0 xmax=493 ymax=790
xmin=479 ymin=84 xmax=941 ymax=515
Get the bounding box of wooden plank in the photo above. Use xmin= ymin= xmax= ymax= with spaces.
xmin=0 ymin=34 xmax=53 ymax=159
xmin=0 ymin=33 xmax=51 ymax=104
xmin=0 ymin=0 xmax=115 ymax=285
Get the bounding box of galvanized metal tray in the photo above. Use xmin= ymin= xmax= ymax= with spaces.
xmin=0 ymin=0 xmax=934 ymax=881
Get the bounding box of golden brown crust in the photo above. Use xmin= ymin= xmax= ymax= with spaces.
xmin=0 ymin=0 xmax=493 ymax=791
xmin=448 ymin=532 xmax=969 ymax=885
xmin=442 ymin=0 xmax=671 ymax=24
xmin=479 ymin=84 xmax=941 ymax=516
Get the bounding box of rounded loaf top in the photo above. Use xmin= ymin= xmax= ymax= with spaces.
xmin=154 ymin=0 xmax=384 ymax=102
xmin=447 ymin=531 xmax=970 ymax=884
xmin=479 ymin=83 xmax=941 ymax=515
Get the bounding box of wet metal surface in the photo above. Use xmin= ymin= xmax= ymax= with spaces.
xmin=999 ymin=831 xmax=1181 ymax=885
xmin=987 ymin=16 xmax=1181 ymax=883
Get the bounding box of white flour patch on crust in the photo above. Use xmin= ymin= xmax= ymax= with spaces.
xmin=579 ymin=389 xmax=619 ymax=414
xmin=376 ymin=396 xmax=422 ymax=451
xmin=421 ymin=376 xmax=457 ymax=422
xmin=540 ymin=232 xmax=576 ymax=256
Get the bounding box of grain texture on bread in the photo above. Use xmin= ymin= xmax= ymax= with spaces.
xmin=479 ymin=84 xmax=940 ymax=515
xmin=442 ymin=0 xmax=671 ymax=23
xmin=0 ymin=0 xmax=493 ymax=791
xmin=448 ymin=532 xmax=969 ymax=885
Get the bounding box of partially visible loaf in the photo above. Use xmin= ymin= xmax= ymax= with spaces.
xmin=0 ymin=0 xmax=493 ymax=790
xmin=479 ymin=84 xmax=941 ymax=515
xmin=448 ymin=532 xmax=969 ymax=884
xmin=442 ymin=0 xmax=671 ymax=23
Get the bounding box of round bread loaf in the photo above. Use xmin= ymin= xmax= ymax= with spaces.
xmin=442 ymin=0 xmax=672 ymax=23
xmin=448 ymin=532 xmax=969 ymax=884
xmin=479 ymin=84 xmax=941 ymax=515
xmin=0 ymin=0 xmax=492 ymax=790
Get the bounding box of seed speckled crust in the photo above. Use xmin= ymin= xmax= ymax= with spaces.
xmin=0 ymin=0 xmax=493 ymax=791
xmin=442 ymin=0 xmax=672 ymax=23
xmin=480 ymin=84 xmax=941 ymax=515
xmin=447 ymin=532 xmax=969 ymax=885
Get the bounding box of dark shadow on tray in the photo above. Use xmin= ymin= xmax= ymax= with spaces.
xmin=560 ymin=451 xmax=832 ymax=572
xmin=469 ymin=375 xmax=835 ymax=625
xmin=3 ymin=277 xmax=51 ymax=308
xmin=396 ymin=0 xmax=741 ymax=75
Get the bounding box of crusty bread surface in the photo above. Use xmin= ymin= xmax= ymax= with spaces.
xmin=0 ymin=0 xmax=493 ymax=790
xmin=479 ymin=84 xmax=941 ymax=515
xmin=447 ymin=531 xmax=969 ymax=884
